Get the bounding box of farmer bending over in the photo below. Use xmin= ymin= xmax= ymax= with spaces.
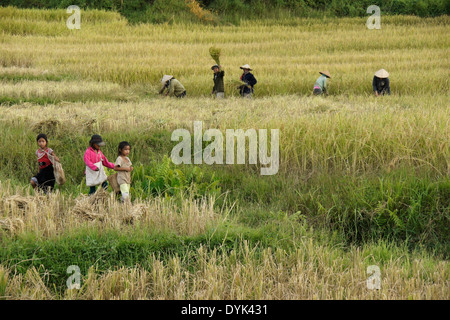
xmin=313 ymin=71 xmax=331 ymax=96
xmin=238 ymin=64 xmax=257 ymax=98
xmin=159 ymin=75 xmax=186 ymax=98
xmin=373 ymin=69 xmax=391 ymax=96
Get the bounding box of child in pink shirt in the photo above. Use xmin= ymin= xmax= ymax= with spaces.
xmin=84 ymin=134 xmax=115 ymax=195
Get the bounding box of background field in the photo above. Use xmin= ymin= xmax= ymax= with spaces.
xmin=0 ymin=7 xmax=449 ymax=299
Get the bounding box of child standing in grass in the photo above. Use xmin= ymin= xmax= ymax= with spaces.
xmin=31 ymin=133 xmax=59 ymax=194
xmin=114 ymin=141 xmax=133 ymax=202
xmin=84 ymin=134 xmax=116 ymax=195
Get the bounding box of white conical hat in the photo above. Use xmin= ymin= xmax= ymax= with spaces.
xmin=161 ymin=75 xmax=173 ymax=83
xmin=319 ymin=70 xmax=331 ymax=78
xmin=375 ymin=69 xmax=389 ymax=78
xmin=240 ymin=64 xmax=252 ymax=71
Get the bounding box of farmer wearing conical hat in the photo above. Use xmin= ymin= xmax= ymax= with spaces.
xmin=313 ymin=71 xmax=331 ymax=96
xmin=373 ymin=69 xmax=391 ymax=96
xmin=159 ymin=75 xmax=186 ymax=98
xmin=211 ymin=64 xmax=225 ymax=99
xmin=239 ymin=64 xmax=257 ymax=98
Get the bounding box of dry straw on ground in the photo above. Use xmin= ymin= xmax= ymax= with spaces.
xmin=0 ymin=181 xmax=222 ymax=238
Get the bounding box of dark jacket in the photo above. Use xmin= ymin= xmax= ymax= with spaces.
xmin=213 ymin=70 xmax=225 ymax=93
xmin=373 ymin=76 xmax=390 ymax=95
xmin=240 ymin=72 xmax=257 ymax=94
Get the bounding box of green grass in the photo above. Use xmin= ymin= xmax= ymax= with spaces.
xmin=0 ymin=219 xmax=305 ymax=291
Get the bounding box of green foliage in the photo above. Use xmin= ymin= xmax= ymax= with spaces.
xmin=0 ymin=269 xmax=7 ymax=299
xmin=219 ymin=169 xmax=449 ymax=256
xmin=133 ymin=156 xmax=221 ymax=199
xmin=0 ymin=224 xmax=285 ymax=291
xmin=1 ymin=0 xmax=448 ymax=24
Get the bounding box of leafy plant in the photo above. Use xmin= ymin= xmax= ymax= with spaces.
xmin=133 ymin=156 xmax=221 ymax=199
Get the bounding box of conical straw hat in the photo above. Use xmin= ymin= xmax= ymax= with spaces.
xmin=161 ymin=75 xmax=174 ymax=84
xmin=240 ymin=64 xmax=252 ymax=71
xmin=375 ymin=69 xmax=389 ymax=78
xmin=319 ymin=70 xmax=331 ymax=78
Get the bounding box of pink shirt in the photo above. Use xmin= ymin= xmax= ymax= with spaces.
xmin=83 ymin=146 xmax=115 ymax=172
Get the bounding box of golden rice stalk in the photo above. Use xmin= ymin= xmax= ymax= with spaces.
xmin=0 ymin=218 xmax=25 ymax=233
xmin=70 ymin=189 xmax=109 ymax=221
xmin=3 ymin=195 xmax=45 ymax=212
xmin=3 ymin=195 xmax=31 ymax=210
xmin=31 ymin=119 xmax=61 ymax=135
xmin=209 ymin=46 xmax=221 ymax=65
xmin=122 ymin=203 xmax=146 ymax=224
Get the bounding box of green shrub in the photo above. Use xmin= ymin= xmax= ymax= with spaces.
xmin=1 ymin=0 xmax=447 ymax=24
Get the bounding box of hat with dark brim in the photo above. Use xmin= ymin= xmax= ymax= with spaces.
xmin=374 ymin=69 xmax=389 ymax=78
xmin=319 ymin=70 xmax=331 ymax=78
xmin=211 ymin=64 xmax=219 ymax=70
xmin=240 ymin=64 xmax=252 ymax=71
xmin=90 ymin=134 xmax=106 ymax=147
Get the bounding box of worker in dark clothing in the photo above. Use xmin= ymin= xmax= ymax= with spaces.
xmin=211 ymin=64 xmax=225 ymax=98
xmin=238 ymin=64 xmax=257 ymax=98
xmin=373 ymin=69 xmax=391 ymax=96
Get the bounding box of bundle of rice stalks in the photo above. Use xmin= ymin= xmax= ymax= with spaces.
xmin=88 ymin=188 xmax=110 ymax=207
xmin=71 ymin=189 xmax=109 ymax=221
xmin=209 ymin=46 xmax=221 ymax=65
xmin=2 ymin=195 xmax=45 ymax=213
xmin=122 ymin=203 xmax=146 ymax=224
xmin=3 ymin=195 xmax=31 ymax=210
xmin=71 ymin=199 xmax=105 ymax=221
xmin=31 ymin=119 xmax=61 ymax=135
xmin=229 ymin=79 xmax=245 ymax=86
xmin=0 ymin=218 xmax=25 ymax=233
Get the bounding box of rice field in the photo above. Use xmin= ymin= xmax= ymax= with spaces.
xmin=0 ymin=7 xmax=449 ymax=300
